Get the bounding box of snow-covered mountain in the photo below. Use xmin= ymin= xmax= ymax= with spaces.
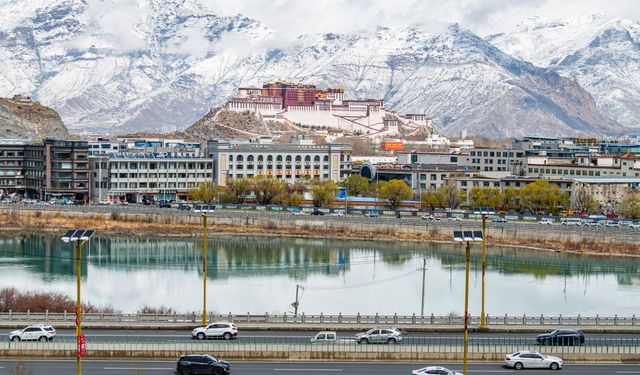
xmin=0 ymin=1 xmax=629 ymax=137
xmin=489 ymin=15 xmax=640 ymax=129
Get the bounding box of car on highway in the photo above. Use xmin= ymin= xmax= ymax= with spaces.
xmin=330 ymin=211 xmax=345 ymax=217
xmin=412 ymin=366 xmax=463 ymax=375
xmin=504 ymin=350 xmax=563 ymax=370
xmin=355 ymin=327 xmax=402 ymax=344
xmin=364 ymin=210 xmax=380 ymax=218
xmin=9 ymin=324 xmax=56 ymax=342
xmin=158 ymin=200 xmax=171 ymax=208
xmin=293 ymin=210 xmax=305 ymax=216
xmin=604 ymin=221 xmax=621 ymax=228
xmin=191 ymin=322 xmax=238 ymax=340
xmin=177 ymin=203 xmax=191 ymax=210
xmin=628 ymin=222 xmax=640 ymax=229
xmin=176 ymin=354 xmax=230 ymax=375
xmin=536 ymin=329 xmax=584 ymax=346
xmin=492 ymin=217 xmax=508 ymax=223
xmin=310 ymin=331 xmax=338 ymax=343
xmin=561 ymin=218 xmax=582 ymax=226
xmin=311 ymin=210 xmax=325 ymax=216
xmin=538 ymin=219 xmax=554 ymax=225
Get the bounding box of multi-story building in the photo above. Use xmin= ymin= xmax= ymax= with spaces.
xmin=207 ymin=136 xmax=352 ymax=186
xmin=103 ymin=152 xmax=213 ymax=203
xmin=460 ymin=147 xmax=525 ymax=174
xmin=524 ymin=153 xmax=640 ymax=179
xmin=357 ymin=162 xmax=465 ymax=192
xmin=42 ymin=139 xmax=90 ymax=202
xmin=0 ymin=139 xmax=26 ymax=197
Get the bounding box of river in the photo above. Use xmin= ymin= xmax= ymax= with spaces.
xmin=1 ymin=234 xmax=639 ymax=316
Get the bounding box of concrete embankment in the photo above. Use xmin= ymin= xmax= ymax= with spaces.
xmin=0 ymin=207 xmax=639 ymax=255
xmin=3 ymin=343 xmax=640 ymax=362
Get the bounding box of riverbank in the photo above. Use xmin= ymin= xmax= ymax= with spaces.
xmin=1 ymin=207 xmax=640 ymax=257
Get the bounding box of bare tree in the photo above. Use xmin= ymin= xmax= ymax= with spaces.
xmin=572 ymin=185 xmax=599 ymax=213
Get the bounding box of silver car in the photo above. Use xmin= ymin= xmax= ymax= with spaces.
xmin=505 ymin=351 xmax=563 ymax=370
xmin=355 ymin=327 xmax=402 ymax=344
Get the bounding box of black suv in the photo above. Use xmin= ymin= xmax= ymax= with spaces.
xmin=176 ymin=354 xmax=230 ymax=375
xmin=158 ymin=200 xmax=171 ymax=208
xmin=536 ymin=329 xmax=585 ymax=346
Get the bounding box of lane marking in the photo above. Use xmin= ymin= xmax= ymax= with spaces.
xmin=617 ymin=372 xmax=640 ymax=374
xmin=273 ymin=369 xmax=343 ymax=372
xmin=103 ymin=368 xmax=172 ymax=371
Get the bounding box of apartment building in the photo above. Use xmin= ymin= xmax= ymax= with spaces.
xmin=524 ymin=153 xmax=640 ymax=179
xmin=460 ymin=147 xmax=525 ymax=174
xmin=0 ymin=139 xmax=26 ymax=196
xmin=101 ymin=152 xmax=213 ymax=203
xmin=207 ymin=137 xmax=352 ymax=186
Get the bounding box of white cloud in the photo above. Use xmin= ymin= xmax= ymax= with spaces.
xmin=67 ymin=0 xmax=150 ymax=53
xmin=200 ymin=0 xmax=640 ymax=37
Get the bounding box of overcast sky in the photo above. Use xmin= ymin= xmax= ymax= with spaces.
xmin=205 ymin=0 xmax=640 ymax=37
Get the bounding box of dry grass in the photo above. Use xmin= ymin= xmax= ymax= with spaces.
xmin=0 ymin=287 xmax=116 ymax=313
xmin=1 ymin=210 xmax=639 ymax=257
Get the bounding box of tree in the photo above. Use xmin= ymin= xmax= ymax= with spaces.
xmin=225 ymin=178 xmax=252 ymax=204
xmin=502 ymin=187 xmax=521 ymax=210
xmin=190 ymin=182 xmax=217 ymax=203
xmin=420 ymin=191 xmax=441 ymax=210
xmin=378 ymin=179 xmax=413 ymax=210
xmin=620 ymin=191 xmax=640 ymax=219
xmin=311 ymin=180 xmax=338 ymax=208
xmin=437 ymin=181 xmax=461 ymax=209
xmin=341 ymin=175 xmax=370 ymax=196
xmin=253 ymin=176 xmax=286 ymax=205
xmin=520 ymin=180 xmax=569 ymax=215
xmin=469 ymin=187 xmax=503 ymax=210
xmin=572 ymin=185 xmax=599 ymax=213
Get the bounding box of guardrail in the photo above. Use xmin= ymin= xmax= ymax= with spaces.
xmin=1 ymin=311 xmax=638 ymax=327
xmin=2 ymin=336 xmax=639 ymax=360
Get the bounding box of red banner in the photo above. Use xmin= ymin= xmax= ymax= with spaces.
xmin=77 ymin=334 xmax=87 ymax=357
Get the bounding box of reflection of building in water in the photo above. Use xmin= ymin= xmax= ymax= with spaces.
xmin=87 ymin=237 xmax=351 ymax=280
xmin=0 ymin=235 xmax=81 ymax=278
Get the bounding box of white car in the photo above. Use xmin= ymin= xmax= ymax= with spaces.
xmin=191 ymin=322 xmax=238 ymax=340
xmin=293 ymin=210 xmax=305 ymax=216
xmin=504 ymin=351 xmax=563 ymax=370
xmin=628 ymin=222 xmax=640 ymax=229
xmin=9 ymin=324 xmax=56 ymax=342
xmin=538 ymin=219 xmax=554 ymax=225
xmin=331 ymin=211 xmax=345 ymax=217
xmin=412 ymin=366 xmax=463 ymax=375
xmin=449 ymin=217 xmax=462 ymax=222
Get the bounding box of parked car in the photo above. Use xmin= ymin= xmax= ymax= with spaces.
xmin=293 ymin=210 xmax=305 ymax=216
xmin=364 ymin=211 xmax=379 ymax=218
xmin=412 ymin=366 xmax=463 ymax=375
xmin=628 ymin=222 xmax=640 ymax=229
xmin=191 ymin=322 xmax=238 ymax=340
xmin=504 ymin=351 xmax=563 ymax=370
xmin=178 ymin=203 xmax=191 ymax=211
xmin=330 ymin=211 xmax=345 ymax=217
xmin=311 ymin=210 xmax=325 ymax=216
xmin=98 ymin=200 xmax=112 ymax=205
xmin=492 ymin=217 xmax=508 ymax=224
xmin=175 ymin=354 xmax=230 ymax=375
xmin=355 ymin=327 xmax=402 ymax=344
xmin=448 ymin=217 xmax=462 ymax=222
xmin=9 ymin=324 xmax=56 ymax=342
xmin=421 ymin=215 xmax=435 ymax=221
xmin=604 ymin=221 xmax=621 ymax=228
xmin=538 ymin=219 xmax=554 ymax=225
xmin=158 ymin=200 xmax=171 ymax=208
xmin=536 ymin=329 xmax=585 ymax=346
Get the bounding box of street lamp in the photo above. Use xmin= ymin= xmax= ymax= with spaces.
xmin=481 ymin=215 xmax=487 ymax=329
xmin=201 ymin=213 xmax=208 ymax=327
xmin=61 ymin=229 xmax=95 ymax=375
xmin=453 ymin=229 xmax=483 ymax=375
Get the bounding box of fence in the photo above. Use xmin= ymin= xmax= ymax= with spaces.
xmin=1 ymin=311 xmax=638 ymax=327
xmin=3 ymin=336 xmax=640 ymax=360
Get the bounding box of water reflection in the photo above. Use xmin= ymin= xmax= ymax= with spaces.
xmin=0 ymin=234 xmax=639 ymax=315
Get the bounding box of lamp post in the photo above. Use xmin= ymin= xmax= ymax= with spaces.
xmin=453 ymin=229 xmax=483 ymax=375
xmin=481 ymin=215 xmax=487 ymax=329
xmin=201 ymin=213 xmax=208 ymax=327
xmin=61 ymin=229 xmax=95 ymax=375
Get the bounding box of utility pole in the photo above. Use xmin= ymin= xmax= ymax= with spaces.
xmin=420 ymin=257 xmax=427 ymax=316
xmin=292 ymin=284 xmax=300 ymax=316
xmin=202 ymin=213 xmax=208 ymax=327
xmin=481 ymin=215 xmax=487 ymax=329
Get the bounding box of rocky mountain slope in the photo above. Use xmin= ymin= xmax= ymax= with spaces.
xmin=0 ymin=0 xmax=631 ymax=137
xmin=0 ymin=95 xmax=69 ymax=139
xmin=489 ymin=15 xmax=640 ymax=130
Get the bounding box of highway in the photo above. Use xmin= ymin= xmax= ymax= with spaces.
xmin=2 ymin=359 xmax=640 ymax=375
xmin=6 ymin=328 xmax=638 ymax=345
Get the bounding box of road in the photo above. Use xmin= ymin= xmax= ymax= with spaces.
xmin=2 ymin=359 xmax=640 ymax=375
xmin=13 ymin=328 xmax=639 ymax=345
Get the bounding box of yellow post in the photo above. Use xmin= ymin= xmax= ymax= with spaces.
xmin=75 ymin=241 xmax=86 ymax=375
xmin=463 ymin=240 xmax=470 ymax=375
xmin=481 ymin=215 xmax=487 ymax=329
xmin=202 ymin=213 xmax=208 ymax=327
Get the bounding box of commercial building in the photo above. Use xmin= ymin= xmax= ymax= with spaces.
xmin=0 ymin=139 xmax=26 ymax=197
xmin=101 ymin=152 xmax=213 ymax=203
xmin=207 ymin=136 xmax=352 ymax=186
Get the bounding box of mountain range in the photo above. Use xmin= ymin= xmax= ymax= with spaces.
xmin=0 ymin=1 xmax=637 ymax=138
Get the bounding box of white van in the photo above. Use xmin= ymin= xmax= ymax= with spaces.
xmin=561 ymin=218 xmax=582 ymax=226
